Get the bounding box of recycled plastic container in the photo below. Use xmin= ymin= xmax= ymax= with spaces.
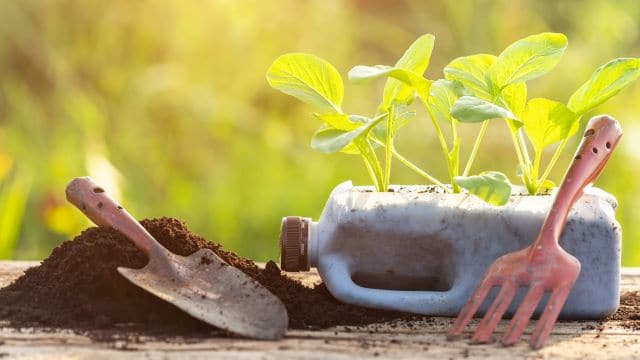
xmin=279 ymin=181 xmax=621 ymax=319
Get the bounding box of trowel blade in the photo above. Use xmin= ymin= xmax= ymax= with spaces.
xmin=117 ymin=248 xmax=288 ymax=340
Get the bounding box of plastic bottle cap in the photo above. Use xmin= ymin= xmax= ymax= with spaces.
xmin=279 ymin=216 xmax=309 ymax=272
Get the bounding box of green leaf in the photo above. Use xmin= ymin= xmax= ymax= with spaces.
xmin=522 ymin=98 xmax=578 ymax=152
xmin=317 ymin=113 xmax=391 ymax=154
xmin=568 ymin=58 xmax=640 ymax=115
xmin=311 ymin=127 xmax=360 ymax=154
xmin=348 ymin=65 xmax=432 ymax=101
xmin=444 ymin=54 xmax=497 ymax=100
xmin=314 ymin=113 xmax=359 ymax=131
xmin=347 ymin=115 xmax=370 ymax=124
xmin=266 ymin=53 xmax=344 ymax=113
xmin=501 ymin=82 xmax=527 ymax=118
xmin=489 ymin=33 xmax=568 ymax=88
xmin=310 ymin=113 xmax=387 ymax=153
xmin=428 ymin=79 xmax=467 ymax=123
xmin=348 ymin=65 xmax=393 ymax=82
xmin=382 ymin=34 xmax=435 ymax=107
xmin=372 ymin=105 xmax=416 ymax=142
xmin=394 ymin=107 xmax=417 ymax=123
xmin=454 ymin=171 xmax=512 ymax=206
xmin=338 ymin=141 xmax=361 ymax=155
xmin=451 ymin=96 xmax=518 ymax=123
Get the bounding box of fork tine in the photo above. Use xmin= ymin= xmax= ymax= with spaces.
xmin=447 ymin=276 xmax=495 ymax=339
xmin=501 ymin=285 xmax=545 ymax=346
xmin=471 ymin=282 xmax=516 ymax=343
xmin=530 ymin=285 xmax=571 ymax=349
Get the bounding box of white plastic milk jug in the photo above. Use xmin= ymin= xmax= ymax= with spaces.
xmin=279 ymin=181 xmax=621 ymax=319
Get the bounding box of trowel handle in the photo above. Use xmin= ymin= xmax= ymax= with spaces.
xmin=535 ymin=115 xmax=622 ymax=249
xmin=65 ymin=177 xmax=165 ymax=256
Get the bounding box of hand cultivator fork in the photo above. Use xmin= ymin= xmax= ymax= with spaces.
xmin=447 ymin=115 xmax=622 ymax=349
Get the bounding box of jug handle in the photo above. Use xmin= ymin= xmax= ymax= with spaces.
xmin=320 ymin=261 xmax=463 ymax=316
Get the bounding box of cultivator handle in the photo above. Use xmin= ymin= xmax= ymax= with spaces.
xmin=532 ymin=115 xmax=623 ymax=252
xmin=65 ymin=177 xmax=165 ymax=256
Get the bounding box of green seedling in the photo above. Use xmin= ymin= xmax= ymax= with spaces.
xmin=449 ymin=33 xmax=640 ymax=196
xmin=267 ymin=33 xmax=640 ymax=204
xmin=266 ymin=37 xmax=443 ymax=192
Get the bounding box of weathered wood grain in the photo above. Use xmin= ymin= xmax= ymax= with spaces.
xmin=0 ymin=261 xmax=638 ymax=359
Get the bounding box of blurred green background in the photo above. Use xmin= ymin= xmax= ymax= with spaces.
xmin=0 ymin=0 xmax=639 ymax=264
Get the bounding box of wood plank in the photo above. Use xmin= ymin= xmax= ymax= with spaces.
xmin=0 ymin=261 xmax=637 ymax=359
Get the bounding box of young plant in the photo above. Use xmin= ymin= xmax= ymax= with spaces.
xmin=267 ymin=33 xmax=640 ymax=205
xmin=348 ymin=35 xmax=520 ymax=203
xmin=266 ymin=36 xmax=446 ymax=192
xmin=266 ymin=53 xmax=382 ymax=191
xmin=449 ymin=33 xmax=640 ymax=196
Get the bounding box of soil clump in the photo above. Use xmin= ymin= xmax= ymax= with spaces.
xmin=0 ymin=217 xmax=415 ymax=335
xmin=607 ymin=290 xmax=640 ymax=331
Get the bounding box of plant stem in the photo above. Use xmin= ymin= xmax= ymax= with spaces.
xmin=370 ymin=138 xmax=449 ymax=191
xmin=517 ymin=127 xmax=538 ymax=193
xmin=448 ymin=119 xmax=461 ymax=193
xmin=462 ymin=120 xmax=489 ymax=176
xmin=533 ymin=149 xmax=541 ymax=181
xmin=538 ymin=137 xmax=569 ymax=189
xmin=509 ymin=129 xmax=530 ymax=185
xmin=517 ymin=128 xmax=532 ymax=165
xmin=360 ymin=156 xmax=381 ymax=191
xmin=421 ymin=99 xmax=458 ymax=191
xmin=383 ymin=107 xmax=394 ymax=191
xmin=495 ymin=95 xmax=535 ymax=193
xmin=422 ymin=101 xmax=451 ymax=164
xmin=356 ymin=139 xmax=385 ymax=192
xmin=392 ymin=149 xmax=451 ymax=191
xmin=530 ymin=148 xmax=542 ymax=194
xmin=446 ymin=146 xmax=460 ymax=193
xmin=505 ymin=119 xmax=536 ymax=193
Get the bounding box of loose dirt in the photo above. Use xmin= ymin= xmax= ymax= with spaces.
xmin=607 ymin=290 xmax=640 ymax=331
xmin=0 ymin=217 xmax=636 ymax=337
xmin=0 ymin=217 xmax=415 ymax=335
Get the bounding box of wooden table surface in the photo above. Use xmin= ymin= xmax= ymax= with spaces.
xmin=0 ymin=261 xmax=638 ymax=359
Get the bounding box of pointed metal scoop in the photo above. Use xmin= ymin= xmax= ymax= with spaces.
xmin=65 ymin=177 xmax=288 ymax=340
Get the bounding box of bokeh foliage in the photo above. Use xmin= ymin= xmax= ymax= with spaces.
xmin=0 ymin=0 xmax=639 ymax=264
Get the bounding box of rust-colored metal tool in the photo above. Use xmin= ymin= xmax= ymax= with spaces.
xmin=447 ymin=115 xmax=622 ymax=349
xmin=66 ymin=177 xmax=288 ymax=340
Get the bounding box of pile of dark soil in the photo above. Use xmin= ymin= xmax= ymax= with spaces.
xmin=608 ymin=291 xmax=640 ymax=331
xmin=0 ymin=217 xmax=414 ymax=334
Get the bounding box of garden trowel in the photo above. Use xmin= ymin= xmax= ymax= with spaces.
xmin=66 ymin=177 xmax=288 ymax=340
